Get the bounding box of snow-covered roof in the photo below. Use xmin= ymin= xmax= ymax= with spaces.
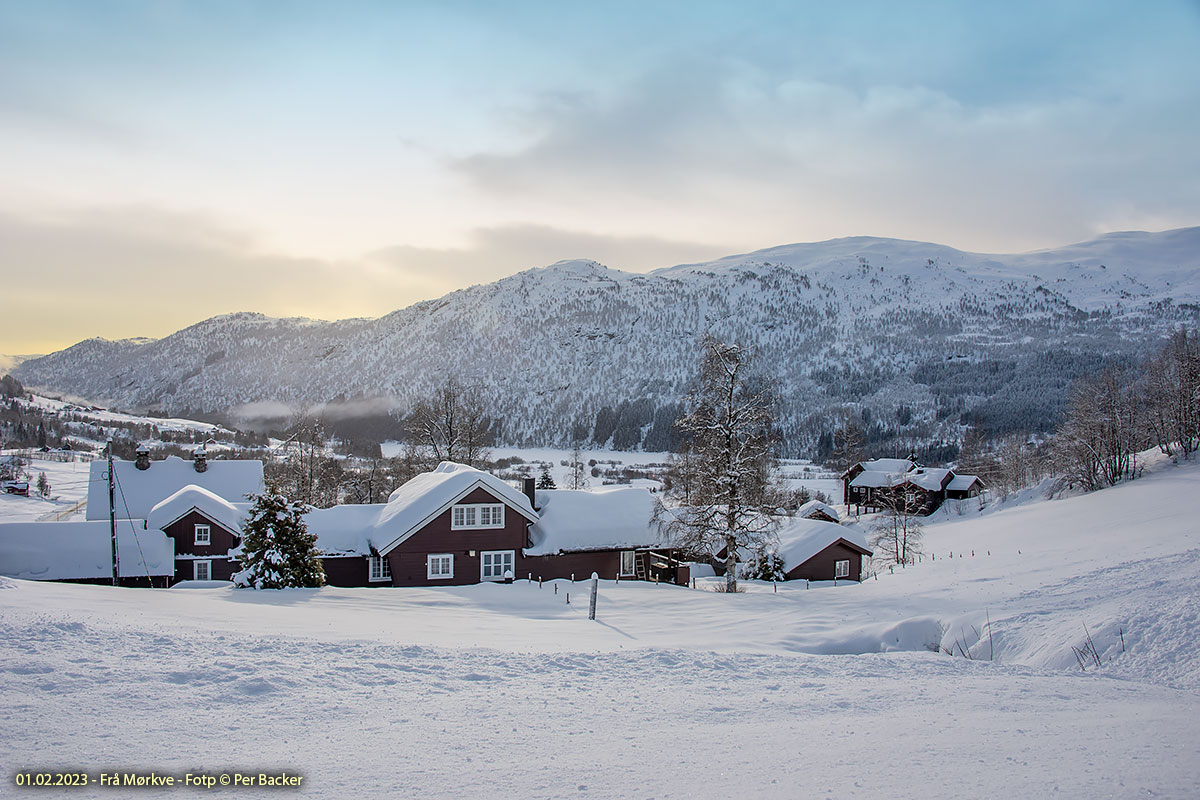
xmin=148 ymin=484 xmax=245 ymax=534
xmin=375 ymin=462 xmax=538 ymax=554
xmin=526 ymin=487 xmax=658 ymax=555
xmin=305 ymin=503 xmax=386 ymax=556
xmin=87 ymin=456 xmax=264 ymax=521
xmin=775 ymin=518 xmax=871 ymax=574
xmin=0 ymin=520 xmax=174 ymax=580
xmin=850 ymin=471 xmax=906 ymax=489
xmin=859 ymin=458 xmax=915 ymax=474
xmin=947 ymin=474 xmax=983 ymax=491
xmin=797 ymin=500 xmax=841 ymax=523
xmin=904 ymin=468 xmax=954 ymax=491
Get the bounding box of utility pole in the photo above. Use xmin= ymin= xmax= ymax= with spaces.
xmin=106 ymin=440 xmax=119 ymax=586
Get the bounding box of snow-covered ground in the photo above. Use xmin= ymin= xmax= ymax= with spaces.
xmin=2 ymin=457 xmax=1200 ymax=797
xmin=0 ymin=453 xmax=92 ymax=522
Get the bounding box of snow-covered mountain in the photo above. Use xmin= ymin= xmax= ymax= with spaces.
xmin=15 ymin=228 xmax=1200 ymax=452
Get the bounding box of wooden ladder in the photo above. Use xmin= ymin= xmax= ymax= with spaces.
xmin=635 ymin=552 xmax=647 ymax=580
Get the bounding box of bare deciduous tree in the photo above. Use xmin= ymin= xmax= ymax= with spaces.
xmin=660 ymin=336 xmax=778 ymax=592
xmin=568 ymin=441 xmax=588 ymax=490
xmin=1054 ymin=366 xmax=1144 ymax=491
xmin=1142 ymin=328 xmax=1200 ymax=459
xmin=828 ymin=411 xmax=866 ymax=473
xmin=265 ymin=416 xmax=345 ymax=508
xmin=870 ymin=491 xmax=924 ymax=565
xmin=407 ymin=379 xmax=492 ymax=468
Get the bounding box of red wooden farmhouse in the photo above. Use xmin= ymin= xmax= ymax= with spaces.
xmin=1 ymin=453 xmax=879 ymax=588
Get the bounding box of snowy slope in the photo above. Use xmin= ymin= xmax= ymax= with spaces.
xmin=1 ymin=456 xmax=1199 ymax=798
xmin=15 ymin=228 xmax=1200 ymax=451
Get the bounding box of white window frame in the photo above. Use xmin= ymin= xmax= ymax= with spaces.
xmin=194 ymin=524 xmax=211 ymax=546
xmin=480 ymin=550 xmax=515 ymax=581
xmin=427 ymin=553 xmax=454 ymax=580
xmin=369 ymin=554 xmax=391 ymax=582
xmin=194 ymin=559 xmax=212 ymax=581
xmin=619 ymin=550 xmax=636 ymax=576
xmin=451 ymin=503 xmax=505 ymax=530
xmin=834 ymin=559 xmax=850 ymax=579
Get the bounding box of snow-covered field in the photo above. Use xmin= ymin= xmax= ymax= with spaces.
xmin=0 ymin=454 xmax=92 ymax=522
xmin=3 ymin=457 xmax=1200 ymax=797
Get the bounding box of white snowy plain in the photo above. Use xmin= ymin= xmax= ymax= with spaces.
xmin=3 ymin=455 xmax=1200 ymax=798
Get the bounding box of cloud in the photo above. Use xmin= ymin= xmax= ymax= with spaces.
xmin=0 ymin=206 xmax=729 ymax=354
xmin=0 ymin=206 xmax=393 ymax=353
xmin=366 ymin=224 xmax=731 ymax=286
xmin=451 ymin=45 xmax=1200 ymax=253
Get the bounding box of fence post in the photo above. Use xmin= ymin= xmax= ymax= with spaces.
xmin=588 ymin=572 xmax=598 ymax=621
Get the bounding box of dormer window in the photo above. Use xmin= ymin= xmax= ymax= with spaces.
xmin=452 ymin=503 xmax=505 ymax=530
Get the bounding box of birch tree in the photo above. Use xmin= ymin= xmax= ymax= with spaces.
xmin=663 ymin=337 xmax=778 ymax=592
xmin=1142 ymin=328 xmax=1200 ymax=459
xmin=407 ymin=379 xmax=492 ymax=468
xmin=870 ymin=491 xmax=924 ymax=565
xmin=1054 ymin=366 xmax=1144 ymax=490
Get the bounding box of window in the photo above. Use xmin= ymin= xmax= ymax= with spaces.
xmin=427 ymin=553 xmax=454 ymax=580
xmin=834 ymin=559 xmax=850 ymax=579
xmin=369 ymin=554 xmax=391 ymax=582
xmin=194 ymin=560 xmax=212 ymax=581
xmin=194 ymin=524 xmax=211 ymax=546
xmin=480 ymin=550 xmax=514 ymax=581
xmin=619 ymin=551 xmax=636 ymax=576
xmin=451 ymin=503 xmax=505 ymax=530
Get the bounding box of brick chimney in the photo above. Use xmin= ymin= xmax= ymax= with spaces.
xmin=134 ymin=447 xmax=151 ymax=471
xmin=522 ymin=477 xmax=536 ymax=510
xmin=193 ymin=447 xmax=208 ymax=473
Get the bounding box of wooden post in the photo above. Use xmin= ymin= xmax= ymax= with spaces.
xmin=106 ymin=441 xmax=118 ymax=586
xmin=566 ymin=592 xmax=570 ymax=605
xmin=554 ymin=583 xmax=557 ymax=595
xmin=588 ymin=573 xmax=598 ymax=620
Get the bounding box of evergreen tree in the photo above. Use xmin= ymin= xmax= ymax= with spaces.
xmin=536 ymin=464 xmax=557 ymax=490
xmin=234 ymin=491 xmax=325 ymax=589
xmin=743 ymin=549 xmax=787 ymax=582
xmin=36 ymin=472 xmax=50 ymax=498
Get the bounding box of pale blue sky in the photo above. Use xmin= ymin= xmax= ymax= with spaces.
xmin=2 ymin=1 xmax=1198 ymax=351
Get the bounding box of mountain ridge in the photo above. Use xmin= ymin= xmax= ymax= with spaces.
xmin=15 ymin=227 xmax=1200 ymax=454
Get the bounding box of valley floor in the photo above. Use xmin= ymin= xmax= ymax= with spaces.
xmin=3 ymin=456 xmax=1200 ymax=798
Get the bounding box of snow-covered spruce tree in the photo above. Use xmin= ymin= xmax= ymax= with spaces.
xmin=743 ymin=549 xmax=786 ymax=582
xmin=662 ymin=336 xmax=779 ymax=592
xmin=234 ymin=491 xmax=325 ymax=589
xmin=536 ymin=464 xmax=557 ymax=490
